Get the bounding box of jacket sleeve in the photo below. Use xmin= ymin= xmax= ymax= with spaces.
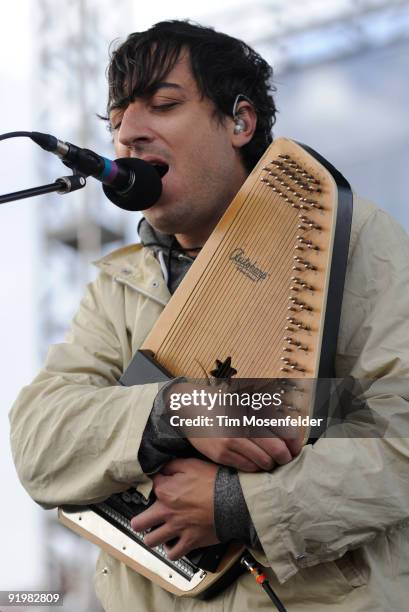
xmin=9 ymin=272 xmax=159 ymax=508
xmin=239 ymin=208 xmax=409 ymax=584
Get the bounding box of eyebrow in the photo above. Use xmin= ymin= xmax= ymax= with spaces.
xmin=108 ymin=82 xmax=185 ymax=115
xmin=149 ymin=82 xmax=184 ymax=94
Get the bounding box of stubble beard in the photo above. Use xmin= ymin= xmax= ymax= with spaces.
xmin=144 ymin=193 xmax=229 ymax=240
xmin=144 ymin=163 xmax=244 ymax=240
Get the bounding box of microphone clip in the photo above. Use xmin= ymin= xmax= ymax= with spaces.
xmin=0 ymin=172 xmax=87 ymax=205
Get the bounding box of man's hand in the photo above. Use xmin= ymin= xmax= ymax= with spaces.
xmin=188 ymin=436 xmax=301 ymax=472
xmin=130 ymin=458 xmax=219 ymax=560
xmin=166 ymin=381 xmax=302 ymax=472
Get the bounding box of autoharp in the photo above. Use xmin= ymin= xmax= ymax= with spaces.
xmin=59 ymin=138 xmax=353 ymax=597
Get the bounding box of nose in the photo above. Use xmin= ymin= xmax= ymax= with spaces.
xmin=116 ymin=101 xmax=154 ymax=152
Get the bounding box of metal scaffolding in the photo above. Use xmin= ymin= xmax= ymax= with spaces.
xmin=35 ymin=0 xmax=133 ymax=351
xmin=207 ymin=0 xmax=409 ymax=73
xmin=34 ymin=1 xmax=133 ymax=609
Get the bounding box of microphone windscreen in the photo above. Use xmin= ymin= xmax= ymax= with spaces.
xmin=102 ymin=157 xmax=163 ymax=211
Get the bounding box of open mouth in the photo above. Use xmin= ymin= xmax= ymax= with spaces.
xmin=152 ymin=163 xmax=169 ymax=178
xmin=143 ymin=159 xmax=169 ymax=178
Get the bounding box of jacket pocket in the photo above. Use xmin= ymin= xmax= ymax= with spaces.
xmin=333 ymin=549 xmax=368 ymax=588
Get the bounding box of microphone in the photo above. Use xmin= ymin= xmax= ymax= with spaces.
xmin=29 ymin=131 xmax=166 ymax=211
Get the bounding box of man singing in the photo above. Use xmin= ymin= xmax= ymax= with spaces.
xmin=10 ymin=20 xmax=409 ymax=611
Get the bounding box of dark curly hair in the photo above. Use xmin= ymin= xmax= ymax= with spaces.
xmin=103 ymin=20 xmax=277 ymax=172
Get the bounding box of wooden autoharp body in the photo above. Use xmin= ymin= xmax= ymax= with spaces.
xmin=59 ymin=138 xmax=353 ymax=597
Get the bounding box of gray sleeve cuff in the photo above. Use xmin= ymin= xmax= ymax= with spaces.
xmin=138 ymin=378 xmax=191 ymax=474
xmin=214 ymin=466 xmax=260 ymax=548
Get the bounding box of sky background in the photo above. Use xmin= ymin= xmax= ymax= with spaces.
xmin=1 ymin=0 xmax=408 ymax=599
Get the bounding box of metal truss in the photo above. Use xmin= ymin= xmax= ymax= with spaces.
xmin=207 ymin=0 xmax=409 ymax=73
xmin=34 ymin=2 xmax=133 ymax=610
xmin=35 ymin=0 xmax=133 ymax=352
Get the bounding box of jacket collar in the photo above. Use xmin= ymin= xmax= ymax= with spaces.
xmin=93 ymin=243 xmax=171 ymax=306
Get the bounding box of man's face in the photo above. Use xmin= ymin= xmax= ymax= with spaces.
xmin=110 ymin=54 xmax=248 ymax=246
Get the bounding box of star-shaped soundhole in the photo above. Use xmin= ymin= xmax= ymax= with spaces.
xmin=210 ymin=357 xmax=237 ymax=381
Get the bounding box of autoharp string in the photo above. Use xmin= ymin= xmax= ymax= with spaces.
xmin=155 ymin=180 xmax=266 ymax=369
xmin=159 ymin=180 xmax=297 ymax=376
xmin=157 ymin=179 xmax=275 ymax=372
xmin=155 ymin=173 xmax=301 ymax=377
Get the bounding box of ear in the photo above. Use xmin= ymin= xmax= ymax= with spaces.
xmin=230 ymin=101 xmax=257 ymax=148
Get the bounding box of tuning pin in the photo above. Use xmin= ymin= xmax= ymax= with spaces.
xmin=291 ymin=279 xmax=315 ymax=292
xmin=287 ymin=316 xmax=309 ymax=329
xmin=282 ymin=359 xmax=306 ymax=373
xmin=293 ymin=256 xmax=317 ymax=271
xmin=284 ymin=337 xmax=300 ymax=347
xmin=298 ymin=215 xmax=322 ymax=231
xmin=305 ymin=176 xmax=321 ymax=185
xmin=297 ymin=237 xmax=320 ymax=251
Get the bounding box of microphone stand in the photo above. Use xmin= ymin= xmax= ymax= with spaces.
xmin=0 ymin=173 xmax=86 ymax=205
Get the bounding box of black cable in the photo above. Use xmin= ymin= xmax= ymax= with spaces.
xmin=262 ymin=581 xmax=287 ymax=612
xmin=241 ymin=553 xmax=287 ymax=611
xmin=0 ymin=131 xmax=32 ymax=141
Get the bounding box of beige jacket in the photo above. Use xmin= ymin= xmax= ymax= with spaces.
xmin=10 ymin=196 xmax=409 ymax=611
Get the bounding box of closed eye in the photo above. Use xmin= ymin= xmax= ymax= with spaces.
xmin=151 ymin=102 xmax=180 ymax=111
xmin=109 ymin=101 xmax=180 ymax=132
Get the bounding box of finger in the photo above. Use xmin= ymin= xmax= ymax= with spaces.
xmin=271 ymin=432 xmax=303 ymax=456
xmin=252 ymin=437 xmax=292 ymax=465
xmin=130 ymin=502 xmax=166 ymax=532
xmin=284 ymin=435 xmax=303 ymax=456
xmin=152 ymin=472 xmax=170 ymax=491
xmin=152 ymin=473 xmax=174 ymax=499
xmin=221 ymin=449 xmax=261 ymax=472
xmin=229 ymin=438 xmax=276 ymax=470
xmin=165 ymin=536 xmax=192 ymax=561
xmin=144 ymin=524 xmax=178 ymax=549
